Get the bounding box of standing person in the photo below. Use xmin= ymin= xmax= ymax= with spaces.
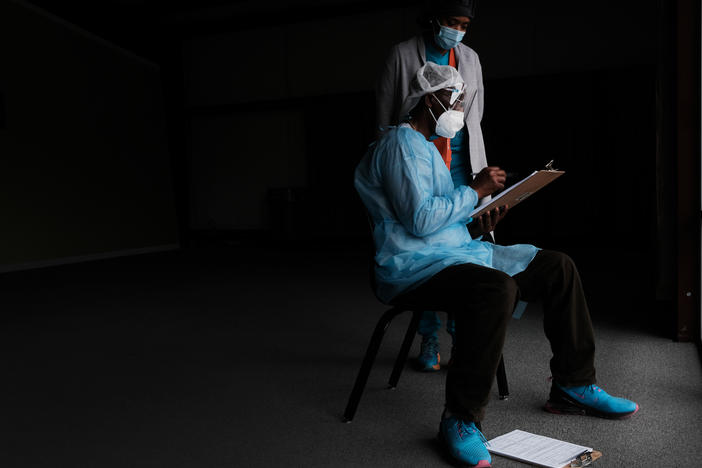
xmin=356 ymin=62 xmax=639 ymax=468
xmin=376 ymin=0 xmax=487 ymax=371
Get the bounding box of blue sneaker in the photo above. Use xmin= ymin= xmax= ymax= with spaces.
xmin=545 ymin=383 xmax=639 ymax=419
xmin=438 ymin=416 xmax=492 ymax=467
xmin=416 ymin=335 xmax=440 ymax=371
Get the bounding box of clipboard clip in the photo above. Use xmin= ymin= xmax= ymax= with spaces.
xmin=544 ymin=160 xmax=557 ymax=171
xmin=570 ymin=450 xmax=593 ymax=467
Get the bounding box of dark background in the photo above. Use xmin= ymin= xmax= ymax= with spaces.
xmin=0 ymin=0 xmax=698 ymax=340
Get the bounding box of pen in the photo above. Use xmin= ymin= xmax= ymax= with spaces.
xmin=470 ymin=172 xmax=519 ymax=178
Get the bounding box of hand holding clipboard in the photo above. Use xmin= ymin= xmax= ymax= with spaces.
xmin=469 ymin=160 xmax=565 ymax=219
xmin=467 ymin=165 xmax=511 ymax=237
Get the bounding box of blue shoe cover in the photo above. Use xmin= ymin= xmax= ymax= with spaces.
xmin=438 ymin=417 xmax=491 ymax=467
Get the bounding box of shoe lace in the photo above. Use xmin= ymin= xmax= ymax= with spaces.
xmin=554 ymin=379 xmax=603 ymax=397
xmin=456 ymin=420 xmax=491 ymax=447
xmin=569 ymin=384 xmax=603 ymax=401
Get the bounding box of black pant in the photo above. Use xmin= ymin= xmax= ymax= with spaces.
xmin=395 ymin=250 xmax=596 ymax=422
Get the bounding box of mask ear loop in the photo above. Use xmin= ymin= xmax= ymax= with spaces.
xmin=427 ymin=94 xmax=448 ymax=129
xmin=427 ymin=103 xmax=440 ymax=125
xmin=431 ymin=93 xmax=449 ymax=113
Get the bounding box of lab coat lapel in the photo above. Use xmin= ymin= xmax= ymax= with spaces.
xmin=416 ymin=34 xmax=427 ymax=65
xmin=455 ymin=46 xmax=487 ymax=174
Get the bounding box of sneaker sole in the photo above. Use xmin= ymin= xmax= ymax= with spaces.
xmin=544 ymin=387 xmax=639 ymax=420
xmin=437 ymin=430 xmax=491 ymax=467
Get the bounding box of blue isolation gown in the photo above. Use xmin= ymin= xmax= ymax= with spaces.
xmin=354 ymin=124 xmax=539 ymax=303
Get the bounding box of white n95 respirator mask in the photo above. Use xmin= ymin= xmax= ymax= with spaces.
xmin=434 ymin=109 xmax=465 ymax=138
xmin=429 ymin=94 xmax=465 ymax=139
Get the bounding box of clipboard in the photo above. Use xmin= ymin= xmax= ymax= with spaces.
xmin=487 ymin=429 xmax=602 ymax=468
xmin=564 ymin=450 xmax=602 ymax=467
xmin=470 ymin=165 xmax=564 ymax=219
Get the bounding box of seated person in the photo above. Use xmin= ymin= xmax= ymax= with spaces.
xmin=354 ymin=62 xmax=638 ymax=468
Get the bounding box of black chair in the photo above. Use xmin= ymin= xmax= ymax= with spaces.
xmin=343 ymin=235 xmax=511 ymax=423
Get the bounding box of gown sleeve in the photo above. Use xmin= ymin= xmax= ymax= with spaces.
xmin=381 ymin=130 xmax=479 ymax=238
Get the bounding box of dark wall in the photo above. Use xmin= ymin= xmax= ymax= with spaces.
xmin=483 ymin=68 xmax=657 ymax=250
xmin=0 ymin=1 xmax=179 ymax=271
xmin=180 ymin=7 xmax=414 ymax=234
xmin=468 ymin=1 xmax=657 ymax=79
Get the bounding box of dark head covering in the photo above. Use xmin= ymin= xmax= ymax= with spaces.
xmin=431 ymin=0 xmax=478 ymax=19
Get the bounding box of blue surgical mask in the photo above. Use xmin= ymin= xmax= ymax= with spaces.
xmin=434 ymin=25 xmax=465 ymax=50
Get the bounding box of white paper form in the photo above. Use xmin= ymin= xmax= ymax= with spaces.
xmin=487 ymin=429 xmax=592 ymax=468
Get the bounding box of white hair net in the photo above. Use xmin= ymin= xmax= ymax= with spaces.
xmin=399 ymin=62 xmax=465 ymax=118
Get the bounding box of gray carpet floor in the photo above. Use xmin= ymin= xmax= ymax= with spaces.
xmin=1 ymin=243 xmax=700 ymax=467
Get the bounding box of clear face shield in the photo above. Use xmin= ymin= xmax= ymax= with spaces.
xmin=446 ymin=83 xmax=465 ymax=112
xmin=430 ymin=84 xmax=466 ymax=138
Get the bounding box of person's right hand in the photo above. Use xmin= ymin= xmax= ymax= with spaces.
xmin=469 ymin=166 xmax=506 ymax=199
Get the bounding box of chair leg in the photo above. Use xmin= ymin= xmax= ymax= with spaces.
xmin=343 ymin=307 xmax=405 ymax=422
xmin=388 ymin=310 xmax=421 ymax=389
xmin=496 ymin=354 xmax=509 ymax=400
